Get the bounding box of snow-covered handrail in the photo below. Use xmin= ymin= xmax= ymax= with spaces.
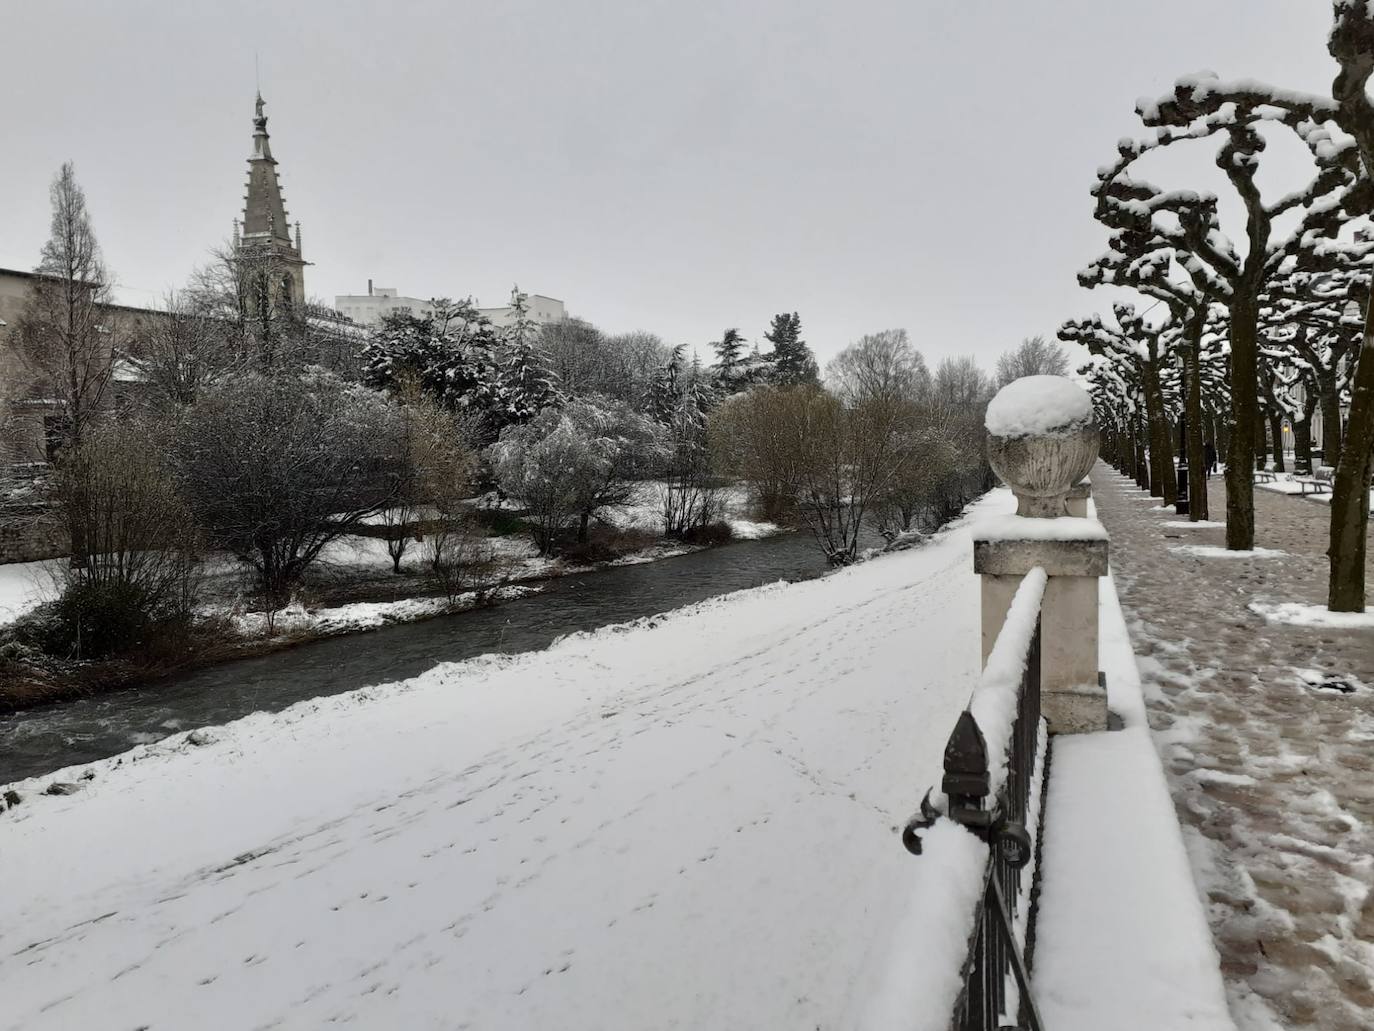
xmin=899 ymin=566 xmax=1050 ymax=1031
xmin=967 ymin=567 xmax=1047 ymax=800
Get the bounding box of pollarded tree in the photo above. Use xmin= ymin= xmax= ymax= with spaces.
xmin=764 ymin=312 xmax=820 ymax=386
xmin=1260 ymin=265 xmax=1367 ymax=468
xmin=1147 ymin=4 xmax=1374 ymax=607
xmin=1078 ymin=227 xmax=1227 ymax=519
xmin=1060 ymin=304 xmax=1177 ymax=504
xmin=1094 ymin=72 xmax=1361 ymax=550
xmin=994 ymin=336 xmax=1068 ymax=387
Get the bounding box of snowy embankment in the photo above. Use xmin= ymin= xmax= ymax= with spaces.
xmin=0 ymin=495 xmax=997 ymax=1030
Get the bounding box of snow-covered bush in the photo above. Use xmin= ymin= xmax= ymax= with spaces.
xmin=491 ymin=398 xmax=669 ymax=555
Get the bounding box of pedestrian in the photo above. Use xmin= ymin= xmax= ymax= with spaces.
xmin=1204 ymin=440 xmax=1218 ymax=479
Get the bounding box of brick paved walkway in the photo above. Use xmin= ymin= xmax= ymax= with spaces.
xmin=1092 ymin=464 xmax=1374 ymax=1031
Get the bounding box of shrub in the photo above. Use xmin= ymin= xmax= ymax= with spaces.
xmin=49 ymin=419 xmax=202 ymax=660
xmin=682 ymin=521 xmax=733 ymax=546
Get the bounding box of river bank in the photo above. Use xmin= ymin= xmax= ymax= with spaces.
xmin=0 ymin=529 xmax=834 ymax=782
xmin=0 ymin=484 xmax=784 ymax=714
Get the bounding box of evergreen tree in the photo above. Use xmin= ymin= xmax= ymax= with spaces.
xmin=764 ymin=312 xmax=819 ymax=386
xmin=499 ymin=285 xmax=561 ymax=424
xmin=646 ymin=344 xmax=686 ymax=424
xmin=362 ymin=297 xmax=506 ymax=438
xmin=712 ymin=328 xmax=748 ymax=393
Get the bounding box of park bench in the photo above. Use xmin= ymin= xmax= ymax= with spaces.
xmin=1254 ymin=469 xmax=1278 ymax=484
xmin=1294 ymin=467 xmax=1334 ymax=496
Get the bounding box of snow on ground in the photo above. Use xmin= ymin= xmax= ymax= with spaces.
xmin=1256 ymin=474 xmax=1374 ymax=510
xmin=229 ymin=586 xmax=542 ymax=640
xmin=1093 ymin=465 xmax=1374 ymax=1031
xmin=0 ymin=558 xmax=58 ymax=626
xmin=1169 ymin=545 xmax=1288 ymax=560
xmin=1162 ymin=519 xmax=1226 ymax=529
xmin=598 ymin=481 xmax=783 ymax=541
xmin=1248 ymin=600 xmax=1374 ymax=629
xmin=0 ymin=494 xmax=1007 ymax=1030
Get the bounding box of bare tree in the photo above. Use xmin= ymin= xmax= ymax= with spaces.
xmin=175 ymin=372 xmax=403 ymax=607
xmin=825 ymin=329 xmax=930 ymax=406
xmin=995 ymin=335 xmax=1068 ymax=386
xmin=14 ymin=163 xmax=118 ymax=458
xmin=133 ymin=290 xmax=244 ymax=407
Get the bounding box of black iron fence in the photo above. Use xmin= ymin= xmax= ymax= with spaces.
xmin=904 ymin=588 xmax=1049 ymax=1031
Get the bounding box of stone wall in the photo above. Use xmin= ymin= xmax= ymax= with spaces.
xmin=0 ymin=505 xmax=66 ymax=563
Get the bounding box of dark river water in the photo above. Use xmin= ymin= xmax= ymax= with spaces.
xmin=1 ymin=532 xmax=832 ymax=783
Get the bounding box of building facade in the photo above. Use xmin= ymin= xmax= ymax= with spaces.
xmin=335 ymin=284 xmax=566 ymax=329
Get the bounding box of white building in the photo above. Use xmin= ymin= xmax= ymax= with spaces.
xmin=335 ymin=281 xmax=566 ymax=329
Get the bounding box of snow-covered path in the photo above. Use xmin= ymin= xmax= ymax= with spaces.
xmin=0 ymin=496 xmax=1003 ymax=1029
xmin=1094 ymin=467 xmax=1374 ymax=1031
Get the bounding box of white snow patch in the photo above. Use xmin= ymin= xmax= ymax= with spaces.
xmin=974 ymin=514 xmax=1107 ymax=543
xmin=984 ymin=375 xmax=1094 ymax=438
xmin=0 ymin=558 xmax=58 ymax=625
xmin=1170 ymin=546 xmax=1287 ymax=559
xmin=1248 ymin=601 xmax=1374 ymax=629
xmin=1162 ymin=520 xmax=1225 ymax=529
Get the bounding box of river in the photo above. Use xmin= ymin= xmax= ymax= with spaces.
xmin=1 ymin=532 xmax=833 ymax=783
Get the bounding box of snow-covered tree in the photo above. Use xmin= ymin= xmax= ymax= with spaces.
xmin=498 ymin=286 xmax=562 ymax=423
xmin=1060 ymin=305 xmax=1178 ymax=504
xmin=1093 ymin=67 xmax=1362 ymax=550
xmin=490 ymin=398 xmax=668 ymax=553
xmin=763 ymin=312 xmax=819 ymax=386
xmin=361 ymin=297 xmax=507 ymax=439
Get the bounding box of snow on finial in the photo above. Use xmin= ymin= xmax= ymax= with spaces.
xmin=985 ymin=375 xmax=1094 ymax=438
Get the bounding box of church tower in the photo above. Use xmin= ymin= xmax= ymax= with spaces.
xmin=237 ymin=92 xmax=307 ymax=307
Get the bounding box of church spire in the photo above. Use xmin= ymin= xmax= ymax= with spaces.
xmin=242 ymin=92 xmax=292 ymax=247
xmin=236 ymin=91 xmax=307 ymax=307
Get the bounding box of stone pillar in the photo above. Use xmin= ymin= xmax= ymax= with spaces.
xmin=1066 ymin=480 xmax=1090 ymax=518
xmin=974 ymin=535 xmax=1108 ymax=734
xmin=981 ymin=376 xmax=1110 ymax=734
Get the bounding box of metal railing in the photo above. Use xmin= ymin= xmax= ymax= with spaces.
xmin=904 ymin=573 xmax=1049 ymax=1031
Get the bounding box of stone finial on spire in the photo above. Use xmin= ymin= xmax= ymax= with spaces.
xmin=294 ymin=221 xmax=302 ymax=253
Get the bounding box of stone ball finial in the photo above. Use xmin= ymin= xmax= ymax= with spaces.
xmin=984 ymin=375 xmax=1098 ymax=518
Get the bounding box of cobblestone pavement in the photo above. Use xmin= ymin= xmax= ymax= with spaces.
xmin=1091 ymin=464 xmax=1374 ymax=1031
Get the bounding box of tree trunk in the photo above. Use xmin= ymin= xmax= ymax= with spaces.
xmin=1318 ymin=371 xmax=1342 ymax=469
xmin=1185 ymin=322 xmax=1208 ymax=521
xmin=1142 ymin=361 xmax=1176 ymax=503
xmin=1294 ymin=416 xmax=1314 ymax=477
xmin=578 ymin=510 xmax=590 ymax=543
xmin=1269 ymin=412 xmax=1285 ymax=473
xmin=1327 ymin=290 xmax=1374 ymax=611
xmin=1135 ymin=416 xmax=1150 ymax=490
xmin=1225 ymin=295 xmax=1259 ymax=550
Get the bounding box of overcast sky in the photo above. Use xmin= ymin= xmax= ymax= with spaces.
xmin=0 ymin=1 xmax=1345 ymax=370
